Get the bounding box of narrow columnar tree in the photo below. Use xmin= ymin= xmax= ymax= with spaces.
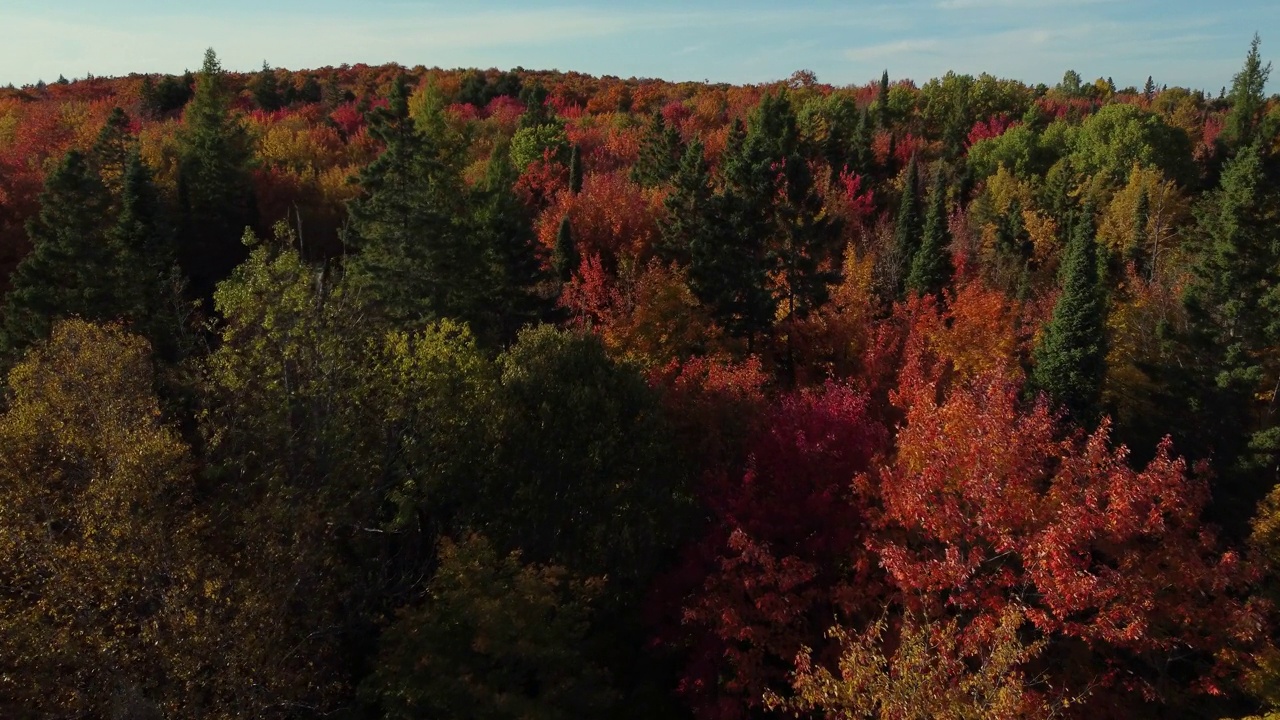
xmin=1223 ymin=34 xmax=1271 ymax=149
xmin=175 ymin=48 xmax=254 ymax=299
xmin=892 ymin=156 xmax=922 ymax=297
xmin=1031 ymin=201 xmax=1108 ymax=425
xmin=906 ymin=166 xmax=954 ymax=297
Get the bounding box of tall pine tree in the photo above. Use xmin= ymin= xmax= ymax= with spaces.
xmin=631 ymin=111 xmax=684 ymax=188
xmin=906 ymin=166 xmax=954 ymax=297
xmin=1181 ymin=143 xmax=1280 ymax=513
xmin=346 ymin=75 xmax=488 ymax=330
xmin=1 ymin=150 xmax=111 ymax=359
xmin=472 ymin=137 xmax=548 ymax=344
xmin=1030 ymin=201 xmax=1108 ymax=426
xmin=1223 ymin=35 xmax=1271 ymax=150
xmin=175 ymin=48 xmax=255 ymax=299
xmin=891 ymin=156 xmax=922 ymax=298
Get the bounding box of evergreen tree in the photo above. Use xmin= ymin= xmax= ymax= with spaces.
xmin=877 ymin=70 xmax=890 ymax=129
xmin=658 ymin=139 xmax=715 ymax=266
xmin=891 ymin=156 xmax=922 ymax=298
xmin=717 ymin=93 xmax=842 ymax=348
xmin=569 ymin=143 xmax=583 ymax=195
xmin=519 ymin=82 xmax=554 ymax=129
xmin=109 ymin=151 xmax=187 ymax=357
xmin=346 ymin=75 xmax=487 ymax=329
xmin=1143 ymin=75 xmax=1156 ymax=103
xmin=175 ymin=48 xmax=254 ymax=299
xmin=697 ymin=117 xmax=774 ymax=347
xmin=1181 ymin=143 xmax=1280 ymax=507
xmin=1224 ymin=34 xmax=1271 ymax=149
xmin=851 ymin=106 xmax=873 ymax=174
xmin=1030 ymin=201 xmax=1108 ymax=425
xmin=89 ymin=107 xmax=133 ymax=199
xmin=473 ymin=137 xmax=548 ymax=343
xmin=554 ymin=216 xmax=578 ymax=283
xmin=631 ymin=111 xmax=684 ymax=188
xmin=1 ymin=150 xmax=110 ymax=358
xmin=252 ymin=61 xmax=283 ymax=112
xmin=906 ymin=166 xmax=954 ymax=296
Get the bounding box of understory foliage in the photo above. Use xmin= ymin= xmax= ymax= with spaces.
xmin=1 ymin=42 xmax=1279 ymax=720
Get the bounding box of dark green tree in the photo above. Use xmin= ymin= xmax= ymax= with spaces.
xmin=851 ymin=106 xmax=874 ymax=174
xmin=89 ymin=107 xmax=133 ymax=199
xmin=108 ymin=151 xmax=187 ymax=357
xmin=877 ymin=69 xmax=890 ymax=129
xmin=346 ymin=75 xmax=488 ymax=329
xmin=1030 ymin=201 xmax=1108 ymax=425
xmin=568 ymin=142 xmax=583 ymax=195
xmin=363 ymin=534 xmax=616 ymax=720
xmin=554 ymin=215 xmax=578 ymax=282
xmin=1 ymin=150 xmax=110 ymax=358
xmin=472 ymin=137 xmax=548 ymax=343
xmin=1181 ymin=143 xmax=1280 ymax=514
xmin=251 ymin=61 xmax=283 ymax=112
xmin=657 ymin=139 xmax=715 ymax=266
xmin=175 ymin=48 xmax=255 ymax=299
xmin=631 ymin=111 xmax=684 ymax=188
xmin=891 ymin=155 xmax=923 ymax=298
xmin=1223 ymin=34 xmax=1272 ymax=149
xmin=518 ymin=81 xmax=554 ymax=129
xmin=484 ymin=325 xmax=691 ymax=586
xmin=714 ymin=106 xmax=782 ymax=346
xmin=906 ymin=166 xmax=955 ymax=296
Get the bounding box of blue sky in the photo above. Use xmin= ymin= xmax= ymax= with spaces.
xmin=2 ymin=1 xmax=1275 ymax=93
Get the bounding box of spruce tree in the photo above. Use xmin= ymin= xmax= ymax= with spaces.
xmin=473 ymin=137 xmax=548 ymax=343
xmin=877 ymin=70 xmax=890 ymax=129
xmin=851 ymin=106 xmax=873 ymax=174
xmin=906 ymin=166 xmax=954 ymax=297
xmin=109 ymin=151 xmax=186 ymax=357
xmin=346 ymin=75 xmax=487 ymax=330
xmin=89 ymin=107 xmax=133 ymax=199
xmin=252 ymin=61 xmax=283 ymax=112
xmin=1030 ymin=202 xmax=1108 ymax=425
xmin=711 ymin=115 xmax=777 ymax=347
xmin=892 ymin=156 xmax=922 ymax=297
xmin=1181 ymin=143 xmax=1280 ymax=501
xmin=1 ymin=150 xmax=110 ymax=358
xmin=1224 ymin=34 xmax=1271 ymax=149
xmin=554 ymin=216 xmax=578 ymax=283
xmin=175 ymin=48 xmax=254 ymax=299
xmin=568 ymin=143 xmax=583 ymax=195
xmin=717 ymin=92 xmax=839 ymax=348
xmin=631 ymin=112 xmax=684 ymax=188
xmin=658 ymin=140 xmax=715 ymax=267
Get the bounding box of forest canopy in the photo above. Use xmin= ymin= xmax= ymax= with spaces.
xmin=0 ymin=38 xmax=1279 ymax=720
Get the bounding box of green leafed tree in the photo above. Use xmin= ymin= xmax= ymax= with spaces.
xmin=0 ymin=320 xmax=215 ymax=719
xmin=362 ymin=534 xmax=615 ymax=720
xmin=1181 ymin=142 xmax=1280 ymax=514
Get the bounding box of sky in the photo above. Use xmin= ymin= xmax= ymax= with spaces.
xmin=1 ymin=0 xmax=1276 ymax=93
